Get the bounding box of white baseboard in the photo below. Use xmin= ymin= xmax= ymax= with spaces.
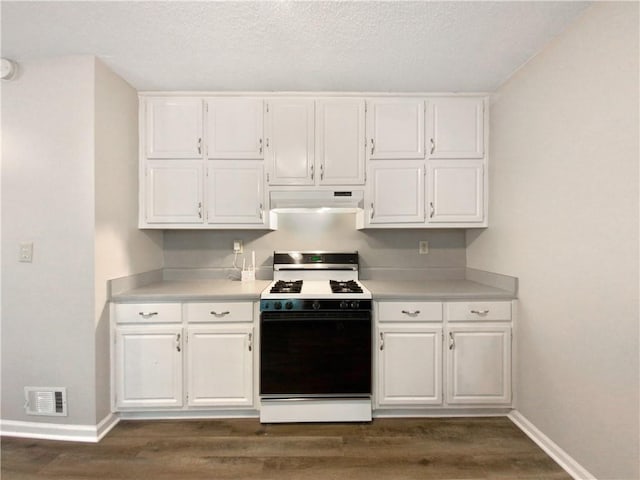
xmin=508 ymin=410 xmax=596 ymax=480
xmin=0 ymin=412 xmax=120 ymax=443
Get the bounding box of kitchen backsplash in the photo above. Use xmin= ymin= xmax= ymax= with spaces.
xmin=163 ymin=213 xmax=466 ymax=280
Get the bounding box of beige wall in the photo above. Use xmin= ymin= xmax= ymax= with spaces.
xmin=94 ymin=59 xmax=163 ymax=421
xmin=1 ymin=56 xmax=98 ymax=424
xmin=466 ymin=3 xmax=639 ymax=479
xmin=1 ymin=55 xmax=164 ymax=427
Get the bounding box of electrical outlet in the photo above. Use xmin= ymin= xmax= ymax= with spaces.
xmin=419 ymin=241 xmax=429 ymax=254
xmin=233 ymin=240 xmax=243 ymax=253
xmin=19 ymin=242 xmax=33 ymax=262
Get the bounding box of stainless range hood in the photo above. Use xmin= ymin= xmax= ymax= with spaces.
xmin=268 ymin=190 xmax=366 ymax=229
xmin=269 ymin=190 xmax=364 ymax=213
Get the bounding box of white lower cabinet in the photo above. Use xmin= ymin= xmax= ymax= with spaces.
xmin=445 ymin=325 xmax=511 ymax=405
xmin=115 ymin=325 xmax=184 ymax=409
xmin=377 ymin=324 xmax=442 ymax=406
xmin=112 ymin=301 xmax=255 ymax=412
xmin=186 ymin=325 xmax=254 ymax=407
xmin=375 ymin=301 xmax=443 ymax=408
xmin=374 ymin=300 xmax=513 ymax=411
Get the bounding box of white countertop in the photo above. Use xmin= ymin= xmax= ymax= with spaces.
xmin=111 ymin=278 xmax=515 ymax=302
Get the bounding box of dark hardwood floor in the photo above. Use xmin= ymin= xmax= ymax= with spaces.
xmin=1 ymin=417 xmax=572 ymax=479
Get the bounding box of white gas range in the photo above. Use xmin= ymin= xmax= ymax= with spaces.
xmin=259 ymin=252 xmax=373 ymax=423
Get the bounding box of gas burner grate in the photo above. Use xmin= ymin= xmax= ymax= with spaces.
xmin=270 ymin=280 xmax=303 ymax=294
xmin=329 ymin=280 xmax=364 ymax=294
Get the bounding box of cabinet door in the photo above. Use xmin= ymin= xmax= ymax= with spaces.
xmin=446 ymin=325 xmax=511 ymax=404
xmin=186 ymin=325 xmax=254 ymax=407
xmin=428 ymin=97 xmax=484 ymax=158
xmin=115 ymin=326 xmax=183 ymax=409
xmin=145 ymin=160 xmax=203 ymax=224
xmin=377 ymin=325 xmax=442 ymax=406
xmin=367 ymin=99 xmax=425 ymax=159
xmin=145 ymin=97 xmax=203 ymax=158
xmin=206 ymin=160 xmax=265 ymax=225
xmin=427 ymin=160 xmax=483 ymax=223
xmin=266 ymin=99 xmax=315 ymax=185
xmin=316 ymin=98 xmax=365 ymax=185
xmin=206 ymin=98 xmax=264 ymax=159
xmin=368 ymin=160 xmax=425 ymax=224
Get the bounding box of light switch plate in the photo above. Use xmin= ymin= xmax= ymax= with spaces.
xmin=419 ymin=241 xmax=429 ymax=254
xmin=19 ymin=242 xmax=33 ymax=262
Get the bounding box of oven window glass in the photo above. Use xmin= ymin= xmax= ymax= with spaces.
xmin=260 ymin=311 xmax=372 ymax=397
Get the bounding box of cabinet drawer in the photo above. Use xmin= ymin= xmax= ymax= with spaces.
xmin=377 ymin=302 xmax=442 ymax=322
xmin=114 ymin=303 xmax=182 ymax=324
xmin=185 ymin=302 xmax=254 ymax=323
xmin=445 ymin=301 xmax=511 ymax=322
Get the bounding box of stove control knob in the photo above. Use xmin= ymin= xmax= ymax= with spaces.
xmin=312 ymin=300 xmax=321 ymax=310
xmin=274 ymin=301 xmax=282 ymax=310
xmin=340 ymin=300 xmax=348 ymax=309
xmin=285 ymin=301 xmax=293 ymax=310
xmin=351 ymin=301 xmax=359 ymax=309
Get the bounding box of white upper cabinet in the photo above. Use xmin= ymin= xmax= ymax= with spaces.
xmin=145 ymin=97 xmax=203 ymax=158
xmin=145 ymin=160 xmax=203 ymax=224
xmin=367 ymin=160 xmax=425 ymax=224
xmin=206 ymin=160 xmax=265 ymax=225
xmin=206 ymin=98 xmax=264 ymax=159
xmin=265 ymin=99 xmax=315 ymax=185
xmin=315 ymin=98 xmax=366 ymax=185
xmin=428 ymin=97 xmax=484 ymax=159
xmin=367 ymin=99 xmax=425 ymax=159
xmin=427 ymin=160 xmax=484 ymax=224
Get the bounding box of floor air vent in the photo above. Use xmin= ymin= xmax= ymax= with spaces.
xmin=24 ymin=387 xmax=67 ymax=416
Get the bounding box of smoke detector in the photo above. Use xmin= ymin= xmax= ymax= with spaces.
xmin=1 ymin=58 xmax=18 ymax=80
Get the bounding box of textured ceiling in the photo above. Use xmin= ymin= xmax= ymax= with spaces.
xmin=1 ymin=1 xmax=591 ymax=92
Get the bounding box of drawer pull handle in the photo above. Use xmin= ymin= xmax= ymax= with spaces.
xmin=401 ymin=310 xmax=421 ymax=316
xmin=138 ymin=312 xmax=158 ymax=317
xmin=470 ymin=309 xmax=490 ymax=315
xmin=210 ymin=311 xmax=230 ymax=317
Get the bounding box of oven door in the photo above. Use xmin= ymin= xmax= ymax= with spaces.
xmin=260 ymin=310 xmax=372 ymax=398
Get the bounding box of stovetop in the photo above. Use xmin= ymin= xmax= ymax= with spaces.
xmin=260 ymin=251 xmax=371 ymax=309
xmin=262 ymin=279 xmax=371 ymax=300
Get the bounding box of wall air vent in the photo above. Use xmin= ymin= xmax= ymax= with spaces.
xmin=24 ymin=387 xmax=67 ymax=416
